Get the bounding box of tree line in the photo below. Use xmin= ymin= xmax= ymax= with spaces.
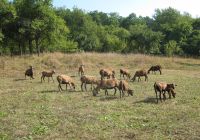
xmin=1 ymin=0 xmax=200 ymax=56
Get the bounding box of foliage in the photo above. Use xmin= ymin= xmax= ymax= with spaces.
xmin=0 ymin=2 xmax=200 ymax=56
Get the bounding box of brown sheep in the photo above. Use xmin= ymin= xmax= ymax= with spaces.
xmin=154 ymin=82 xmax=177 ymax=103
xmin=41 ymin=70 xmax=55 ymax=83
xmin=78 ymin=65 xmax=85 ymax=76
xmin=99 ymin=68 xmax=115 ymax=80
xmin=25 ymin=66 xmax=34 ymax=79
xmin=131 ymin=70 xmax=148 ymax=82
xmin=118 ymin=80 xmax=133 ymax=98
xmin=80 ymin=75 xmax=98 ymax=91
xmin=120 ymin=68 xmax=131 ymax=79
xmin=57 ymin=75 xmax=75 ymax=91
xmin=92 ymin=78 xmax=119 ymax=96
xmin=148 ymin=65 xmax=162 ymax=75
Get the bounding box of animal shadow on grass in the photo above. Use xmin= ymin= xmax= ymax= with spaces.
xmin=99 ymin=95 xmax=118 ymax=101
xmin=39 ymin=89 xmax=59 ymax=93
xmin=133 ymin=97 xmax=157 ymax=104
xmin=13 ymin=78 xmax=26 ymax=81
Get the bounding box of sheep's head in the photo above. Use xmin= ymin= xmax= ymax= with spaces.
xmin=52 ymin=70 xmax=56 ymax=74
xmin=131 ymin=75 xmax=136 ymax=82
xmin=111 ymin=74 xmax=115 ymax=78
xmin=71 ymin=83 xmax=76 ymax=90
xmin=112 ymin=70 xmax=115 ymax=75
xmin=92 ymin=88 xmax=99 ymax=96
xmin=170 ymin=88 xmax=176 ymax=98
xmin=127 ymin=89 xmax=133 ymax=96
xmin=127 ymin=73 xmax=131 ymax=79
xmin=147 ymin=69 xmax=151 ymax=74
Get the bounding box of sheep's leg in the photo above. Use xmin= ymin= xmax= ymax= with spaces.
xmin=122 ymin=90 xmax=125 ymax=97
xmin=119 ymin=90 xmax=122 ymax=98
xmin=91 ymin=83 xmax=93 ymax=90
xmin=41 ymin=76 xmax=43 ymax=83
xmin=85 ymin=83 xmax=87 ymax=91
xmin=159 ymin=70 xmax=162 ymax=75
xmin=66 ymin=84 xmax=68 ymax=91
xmin=139 ymin=77 xmax=141 ymax=82
xmin=145 ymin=76 xmax=148 ymax=81
xmin=168 ymin=91 xmax=172 ymax=99
xmin=155 ymin=90 xmax=158 ymax=103
xmin=159 ymin=91 xmax=162 ymax=102
xmin=163 ymin=91 xmax=166 ymax=101
xmin=58 ymin=83 xmax=63 ymax=91
xmin=81 ymin=82 xmax=84 ymax=91
xmin=51 ymin=77 xmax=54 ymax=82
xmin=48 ymin=77 xmax=50 ymax=83
xmin=114 ymin=87 xmax=117 ymax=96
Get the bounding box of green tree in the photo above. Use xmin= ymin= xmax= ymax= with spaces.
xmin=164 ymin=40 xmax=182 ymax=56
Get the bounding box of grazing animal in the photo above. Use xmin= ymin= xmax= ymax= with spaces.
xmin=99 ymin=68 xmax=115 ymax=80
xmin=80 ymin=75 xmax=98 ymax=91
xmin=154 ymin=82 xmax=177 ymax=103
xmin=118 ymin=80 xmax=133 ymax=98
xmin=92 ymin=78 xmax=119 ymax=96
xmin=57 ymin=75 xmax=75 ymax=91
xmin=41 ymin=70 xmax=55 ymax=83
xmin=120 ymin=68 xmax=131 ymax=79
xmin=131 ymin=70 xmax=148 ymax=82
xmin=25 ymin=66 xmax=34 ymax=79
xmin=148 ymin=65 xmax=162 ymax=75
xmin=78 ymin=65 xmax=85 ymax=76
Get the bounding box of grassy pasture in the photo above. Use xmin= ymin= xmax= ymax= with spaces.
xmin=0 ymin=53 xmax=200 ymax=140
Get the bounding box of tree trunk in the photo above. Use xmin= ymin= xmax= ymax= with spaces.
xmin=19 ymin=42 xmax=22 ymax=56
xmin=22 ymin=42 xmax=26 ymax=55
xmin=35 ymin=38 xmax=40 ymax=56
xmin=28 ymin=39 xmax=33 ymax=55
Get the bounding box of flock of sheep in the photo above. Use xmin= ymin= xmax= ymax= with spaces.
xmin=24 ymin=64 xmax=177 ymax=103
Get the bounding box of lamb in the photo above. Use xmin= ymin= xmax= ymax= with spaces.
xmin=148 ymin=65 xmax=162 ymax=75
xmin=25 ymin=66 xmax=34 ymax=79
xmin=120 ymin=68 xmax=131 ymax=79
xmin=92 ymin=78 xmax=119 ymax=96
xmin=41 ymin=70 xmax=55 ymax=83
xmin=57 ymin=75 xmax=76 ymax=91
xmin=99 ymin=68 xmax=115 ymax=80
xmin=131 ymin=70 xmax=148 ymax=82
xmin=118 ymin=80 xmax=133 ymax=98
xmin=80 ymin=75 xmax=98 ymax=91
xmin=78 ymin=65 xmax=85 ymax=76
xmin=154 ymin=82 xmax=177 ymax=103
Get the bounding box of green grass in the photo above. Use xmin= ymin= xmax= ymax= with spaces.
xmin=0 ymin=53 xmax=200 ymax=139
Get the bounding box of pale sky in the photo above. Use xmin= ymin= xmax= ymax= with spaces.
xmin=53 ymin=0 xmax=200 ymax=17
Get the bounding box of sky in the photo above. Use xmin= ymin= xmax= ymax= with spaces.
xmin=52 ymin=0 xmax=200 ymax=18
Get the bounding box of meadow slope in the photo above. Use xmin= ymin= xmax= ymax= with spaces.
xmin=0 ymin=53 xmax=200 ymax=140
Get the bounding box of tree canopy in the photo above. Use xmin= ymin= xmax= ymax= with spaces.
xmin=0 ymin=1 xmax=200 ymax=56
